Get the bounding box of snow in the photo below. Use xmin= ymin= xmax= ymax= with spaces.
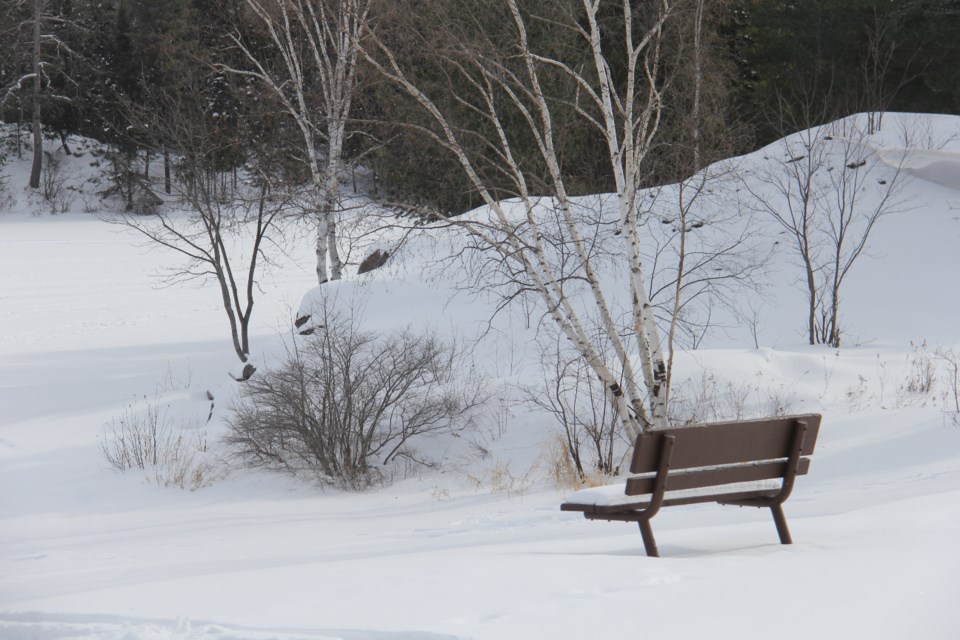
xmin=875 ymin=147 xmax=960 ymax=189
xmin=562 ymin=478 xmax=784 ymax=508
xmin=2 ymin=113 xmax=960 ymax=640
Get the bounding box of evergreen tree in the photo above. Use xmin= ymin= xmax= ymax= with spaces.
xmin=725 ymin=0 xmax=960 ymax=144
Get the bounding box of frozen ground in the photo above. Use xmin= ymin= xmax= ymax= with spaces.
xmin=2 ymin=114 xmax=960 ymax=639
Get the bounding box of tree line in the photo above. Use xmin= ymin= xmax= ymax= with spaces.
xmin=2 ymin=0 xmax=957 ymax=207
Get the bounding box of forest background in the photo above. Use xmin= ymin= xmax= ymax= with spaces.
xmin=3 ymin=0 xmax=958 ymax=214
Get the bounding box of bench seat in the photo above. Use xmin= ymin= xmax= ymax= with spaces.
xmin=562 ymin=478 xmax=783 ymax=515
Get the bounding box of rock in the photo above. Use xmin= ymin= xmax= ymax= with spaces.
xmin=233 ymin=363 xmax=256 ymax=382
xmin=357 ymin=249 xmax=390 ymax=275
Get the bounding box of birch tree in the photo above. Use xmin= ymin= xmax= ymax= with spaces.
xmin=221 ymin=0 xmax=370 ymax=285
xmin=364 ymin=0 xmax=674 ymax=435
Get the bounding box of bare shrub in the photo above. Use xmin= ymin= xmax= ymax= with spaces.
xmin=850 ymin=343 xmax=939 ymax=411
xmin=488 ymin=460 xmax=538 ymax=496
xmin=524 ymin=334 xmax=629 ymax=483
xmin=40 ymin=152 xmax=75 ymax=214
xmin=540 ymin=433 xmax=609 ymax=490
xmin=906 ymin=341 xmax=937 ymax=395
xmin=0 ymin=173 xmax=11 ymax=211
xmin=226 ymin=307 xmax=485 ymax=489
xmin=669 ymin=369 xmax=794 ymax=425
xmin=846 ymin=374 xmax=870 ymax=411
xmin=937 ymin=346 xmax=960 ymax=426
xmin=884 ymin=341 xmax=938 ymax=410
xmin=669 ymin=370 xmax=748 ymax=424
xmin=100 ymin=394 xmax=224 ymax=490
xmin=458 ymin=457 xmax=539 ymax=496
xmin=541 ymin=434 xmax=580 ymax=489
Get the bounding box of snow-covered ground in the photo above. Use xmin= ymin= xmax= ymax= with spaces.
xmin=2 ymin=114 xmax=959 ymax=640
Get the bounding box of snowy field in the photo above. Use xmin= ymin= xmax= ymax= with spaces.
xmin=2 ymin=114 xmax=960 ymax=640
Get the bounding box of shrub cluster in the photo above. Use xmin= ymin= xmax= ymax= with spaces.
xmin=100 ymin=393 xmax=221 ymax=490
xmin=227 ymin=309 xmax=483 ymax=489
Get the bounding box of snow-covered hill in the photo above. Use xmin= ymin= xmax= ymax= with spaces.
xmin=1 ymin=113 xmax=959 ymax=639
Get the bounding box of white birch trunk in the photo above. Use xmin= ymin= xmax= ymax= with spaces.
xmin=323 ymin=117 xmax=348 ymax=282
xmin=581 ymin=0 xmax=671 ymax=429
xmin=316 ymin=211 xmax=330 ymax=285
xmin=228 ymin=0 xmax=367 ymax=285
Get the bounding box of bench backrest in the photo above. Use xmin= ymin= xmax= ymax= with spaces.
xmin=625 ymin=414 xmax=821 ymax=496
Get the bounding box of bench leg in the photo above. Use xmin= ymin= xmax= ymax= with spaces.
xmin=771 ymin=504 xmax=792 ymax=545
xmin=638 ymin=519 xmax=660 ymax=557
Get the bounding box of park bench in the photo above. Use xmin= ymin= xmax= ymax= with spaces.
xmin=560 ymin=413 xmax=821 ymax=557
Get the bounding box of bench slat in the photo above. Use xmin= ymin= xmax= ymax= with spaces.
xmin=625 ymin=456 xmax=811 ymax=495
xmin=580 ymin=488 xmax=783 ymax=519
xmin=630 ymin=414 xmax=821 ymax=472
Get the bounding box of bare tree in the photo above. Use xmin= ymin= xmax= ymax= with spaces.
xmin=221 ymin=0 xmax=370 ymax=285
xmin=741 ymin=113 xmax=908 ymax=347
xmin=525 ymin=329 xmax=627 ymax=480
xmin=115 ymin=90 xmax=292 ymax=365
xmin=861 ymin=7 xmax=923 ymax=135
xmin=689 ymin=0 xmax=707 ymax=171
xmin=644 ymin=165 xmax=770 ymax=390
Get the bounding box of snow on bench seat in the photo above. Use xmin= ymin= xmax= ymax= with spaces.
xmin=564 ymin=478 xmax=783 ymax=510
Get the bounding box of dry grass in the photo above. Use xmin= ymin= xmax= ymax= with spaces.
xmin=100 ymin=394 xmax=225 ymax=490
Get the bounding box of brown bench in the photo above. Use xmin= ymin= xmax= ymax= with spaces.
xmin=561 ymin=413 xmax=821 ymax=557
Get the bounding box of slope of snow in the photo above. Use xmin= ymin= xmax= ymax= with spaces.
xmin=2 ymin=114 xmax=960 ymax=639
xmin=876 ymin=147 xmax=960 ymax=189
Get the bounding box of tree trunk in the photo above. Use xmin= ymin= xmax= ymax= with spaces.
xmin=328 ymin=216 xmax=342 ymax=281
xmin=126 ymin=149 xmax=135 ymax=210
xmin=323 ymin=123 xmax=347 ymax=282
xmin=828 ymin=279 xmax=841 ymax=347
xmin=28 ymin=0 xmax=43 ymax=190
xmin=691 ymin=0 xmax=704 ymax=170
xmin=58 ymin=130 xmax=72 ymax=155
xmin=163 ymin=147 xmax=171 ymax=194
xmin=17 ymin=104 xmax=24 ymax=158
xmin=316 ymin=210 xmax=329 ymax=285
xmin=804 ymin=258 xmax=817 ymax=345
xmin=216 ymin=267 xmax=248 ymax=363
